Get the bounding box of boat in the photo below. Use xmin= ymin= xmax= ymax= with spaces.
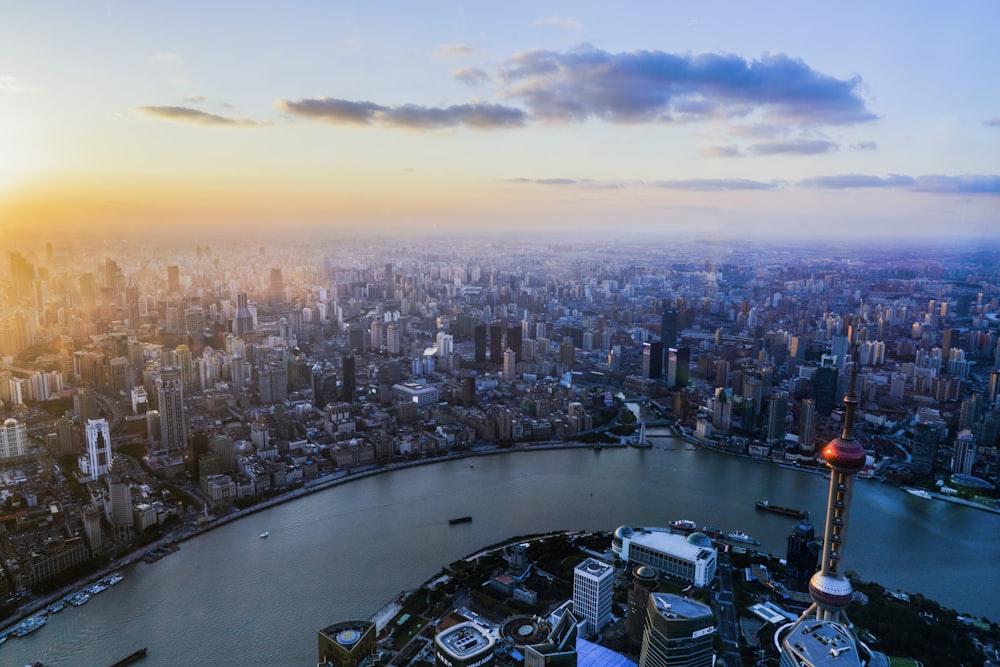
xmin=108 ymin=647 xmax=148 ymax=667
xmin=101 ymin=572 xmax=124 ymax=586
xmin=46 ymin=600 xmax=66 ymax=614
xmin=904 ymin=487 xmax=933 ymax=500
xmin=13 ymin=615 xmax=47 ymax=637
xmin=669 ymin=519 xmax=698 ymax=532
xmin=448 ymin=516 xmax=472 ymax=525
xmin=701 ymin=527 xmax=725 ymax=540
xmin=727 ymin=530 xmax=760 ymax=545
xmin=259 ymin=531 xmax=269 ymax=538
xmin=755 ymin=499 xmax=807 ymax=519
xmin=87 ymin=582 xmax=109 ymax=595
xmin=66 ymin=591 xmax=91 ymax=607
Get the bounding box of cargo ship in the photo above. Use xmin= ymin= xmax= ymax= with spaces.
xmin=448 ymin=516 xmax=472 ymax=525
xmin=755 ymin=499 xmax=807 ymax=519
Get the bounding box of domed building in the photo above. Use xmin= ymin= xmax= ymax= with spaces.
xmin=610 ymin=526 xmax=716 ymax=588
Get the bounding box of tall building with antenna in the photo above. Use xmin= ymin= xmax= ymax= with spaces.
xmin=777 ymin=356 xmax=886 ymax=667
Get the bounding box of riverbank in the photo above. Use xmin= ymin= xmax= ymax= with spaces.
xmin=1 ymin=439 xmax=630 ymax=633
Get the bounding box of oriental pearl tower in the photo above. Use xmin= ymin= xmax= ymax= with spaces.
xmin=777 ymin=355 xmax=885 ymax=666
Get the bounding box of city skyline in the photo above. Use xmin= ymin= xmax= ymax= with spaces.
xmin=1 ymin=1 xmax=998 ymax=241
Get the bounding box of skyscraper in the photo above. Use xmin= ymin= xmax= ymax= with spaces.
xmin=166 ymin=265 xmax=180 ymax=295
xmin=233 ymin=292 xmax=254 ymax=337
xmin=642 ymin=342 xmax=664 ymax=379
xmin=341 ymin=355 xmax=356 ymax=403
xmin=83 ymin=418 xmax=112 ymax=479
xmin=573 ymin=558 xmax=614 ymax=638
xmin=155 ymin=367 xmax=186 ymax=461
xmin=126 ymin=276 xmax=140 ymax=331
xmin=798 ymin=399 xmax=817 ymax=453
xmin=767 ymin=393 xmax=787 ymax=444
xmin=667 ymin=347 xmax=690 ymax=388
xmin=269 ymin=267 xmax=284 ymax=307
xmin=661 ymin=309 xmax=678 ymax=349
xmin=638 ymin=593 xmax=715 ymax=667
xmin=952 ymin=430 xmax=976 ymax=475
xmin=473 ymin=324 xmax=487 ymax=363
xmin=785 ymin=517 xmax=819 ymax=593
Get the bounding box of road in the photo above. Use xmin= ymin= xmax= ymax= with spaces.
xmin=715 ymin=552 xmax=743 ymax=667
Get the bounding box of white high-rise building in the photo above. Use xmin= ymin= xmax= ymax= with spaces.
xmin=0 ymin=418 xmax=29 ymax=459
xmin=573 ymin=557 xmax=615 ymax=638
xmin=83 ymin=418 xmax=112 ymax=478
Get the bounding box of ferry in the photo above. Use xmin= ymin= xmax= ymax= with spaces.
xmin=46 ymin=600 xmax=66 ymax=614
xmin=903 ymin=487 xmax=933 ymax=500
xmin=101 ymin=572 xmax=124 ymax=586
xmin=13 ymin=615 xmax=47 ymax=637
xmin=87 ymin=582 xmax=109 ymax=595
xmin=755 ymin=499 xmax=807 ymax=519
xmin=259 ymin=531 xmax=269 ymax=539
xmin=727 ymin=530 xmax=760 ymax=545
xmin=448 ymin=516 xmax=472 ymax=525
xmin=66 ymin=591 xmax=91 ymax=607
xmin=668 ymin=519 xmax=698 ymax=533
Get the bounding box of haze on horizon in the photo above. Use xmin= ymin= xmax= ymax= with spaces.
xmin=1 ymin=2 xmax=998 ymax=242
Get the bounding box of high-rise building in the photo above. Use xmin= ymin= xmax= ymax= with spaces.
xmin=489 ymin=323 xmax=504 ymax=364
xmin=767 ymin=393 xmax=787 ymax=444
xmin=560 ymin=340 xmax=576 ymax=368
xmin=317 ymin=620 xmax=376 ymax=667
xmin=108 ymin=456 xmax=134 ymax=544
xmin=386 ymin=323 xmax=401 ymax=355
xmin=952 ymin=430 xmax=976 ymax=475
xmin=341 ymin=355 xmax=356 ymax=403
xmin=667 ymin=347 xmax=690 ymax=388
xmin=434 ymin=621 xmax=495 ymax=667
xmin=813 ymin=364 xmax=838 ymax=415
xmin=473 ymin=324 xmax=487 ymax=363
xmin=798 ymin=399 xmax=817 ymax=453
xmin=506 ymin=325 xmax=522 ymax=362
xmin=155 ymin=367 xmax=186 ymax=460
xmin=233 ymin=293 xmax=254 ymax=337
xmin=524 ymin=607 xmax=578 ymax=667
xmin=166 ymin=264 xmax=180 ymax=295
xmin=126 ymin=276 xmax=140 ymax=330
xmin=573 ymin=558 xmax=614 ymax=638
xmin=785 ymin=517 xmax=819 ymax=593
xmin=503 ymin=348 xmax=517 ymax=379
xmin=638 ymin=593 xmax=715 ymax=667
xmin=661 ymin=309 xmax=678 ymax=349
xmin=910 ymin=422 xmax=938 ymax=477
xmin=269 ymin=268 xmax=284 ymax=307
xmin=627 ymin=565 xmax=660 ymax=652
xmin=0 ymin=418 xmax=29 ymax=460
xmin=83 ymin=418 xmax=112 ymax=479
xmin=642 ymin=342 xmax=664 ymax=379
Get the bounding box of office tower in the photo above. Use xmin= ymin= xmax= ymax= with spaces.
xmin=767 ymin=393 xmax=787 ymax=444
xmin=559 ymin=340 xmax=575 ymax=368
xmin=667 ymin=347 xmax=690 ymax=388
xmin=155 ymin=367 xmax=186 ymax=460
xmin=778 ymin=363 xmax=882 ymax=667
xmin=83 ymin=418 xmax=112 ymax=479
xmin=573 ymin=558 xmax=614 ymax=638
xmin=54 ymin=416 xmax=75 ymax=456
xmin=166 ymin=264 xmax=180 ymax=294
xmin=798 ymin=399 xmax=817 ymax=453
xmin=910 ymin=422 xmax=937 ymax=477
xmin=525 ymin=608 xmax=578 ymax=666
xmin=952 ymin=430 xmax=976 ymax=475
xmin=317 ymin=620 xmax=377 ymax=667
xmin=461 ymin=375 xmax=475 ymax=408
xmin=661 ymin=309 xmax=678 ymax=349
xmin=386 ymin=323 xmax=401 ymax=355
xmin=506 ymin=324 xmax=522 ymax=361
xmin=627 ymin=566 xmax=659 ymax=652
xmin=785 ymin=517 xmax=819 ymax=592
xmin=941 ymin=328 xmax=953 ymax=360
xmin=258 ymin=362 xmax=288 ymax=403
xmin=81 ymin=503 xmax=103 ymax=555
xmin=269 ymin=267 xmax=284 ymax=307
xmin=342 ymin=355 xmax=356 ymax=402
xmin=108 ymin=456 xmax=134 ymax=544
xmin=473 ymin=324 xmax=487 ymax=363
xmin=489 ymin=323 xmax=504 ymax=363
xmin=813 ymin=364 xmax=838 ymax=415
xmin=184 ymin=306 xmax=205 ymax=335
xmin=233 ymin=293 xmax=254 ymax=337
xmin=503 ymin=348 xmax=517 ymax=379
xmin=369 ymin=319 xmax=384 ymax=350
xmin=638 ymin=593 xmax=715 ymax=667
xmin=0 ymin=418 xmax=29 ymax=460
xmin=434 ymin=621 xmax=495 ymax=667
xmin=126 ymin=276 xmax=140 ymax=330
xmin=642 ymin=342 xmax=663 ymax=379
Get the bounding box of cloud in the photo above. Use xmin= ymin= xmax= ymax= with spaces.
xmin=183 ymin=95 xmax=207 ymax=104
xmin=535 ymin=16 xmax=583 ymax=31
xmin=499 ymin=46 xmax=876 ymax=126
xmin=435 ymin=44 xmax=476 ymax=58
xmin=276 ymin=97 xmax=527 ymax=129
xmin=701 ymin=145 xmax=744 ymax=158
xmin=0 ymin=75 xmax=33 ymax=93
xmin=453 ymin=67 xmax=490 ymax=86
xmin=153 ymin=51 xmax=180 ymax=63
xmin=985 ymin=118 xmax=1000 ymax=127
xmin=799 ymin=173 xmax=1000 ymax=194
xmin=653 ymin=178 xmax=785 ymax=191
xmin=850 ymin=140 xmax=878 ymax=151
xmin=911 ymin=175 xmax=1000 ymax=194
xmin=748 ymin=139 xmax=838 ymax=155
xmin=503 ymin=177 xmax=625 ymax=189
xmin=799 ymin=174 xmax=914 ymax=189
xmin=133 ymin=106 xmax=271 ymax=127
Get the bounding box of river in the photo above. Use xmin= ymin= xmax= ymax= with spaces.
xmin=5 ymin=435 xmax=999 ymax=665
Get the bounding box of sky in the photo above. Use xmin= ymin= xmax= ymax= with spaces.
xmin=1 ymin=1 xmax=998 ymax=242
